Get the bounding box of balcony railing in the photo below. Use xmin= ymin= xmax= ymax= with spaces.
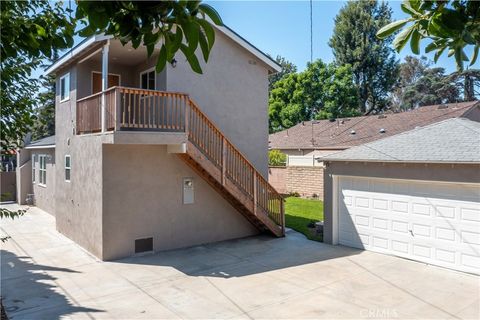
xmin=76 ymin=86 xmax=285 ymax=232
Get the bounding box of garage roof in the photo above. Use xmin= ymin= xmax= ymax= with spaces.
xmin=324 ymin=118 xmax=480 ymax=164
xmin=25 ymin=135 xmax=55 ymax=149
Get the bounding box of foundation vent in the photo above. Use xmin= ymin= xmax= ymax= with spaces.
xmin=135 ymin=237 xmax=153 ymax=253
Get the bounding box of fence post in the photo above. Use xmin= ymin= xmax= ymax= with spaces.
xmin=115 ymin=88 xmax=121 ymax=131
xmin=184 ymin=98 xmax=190 ymax=136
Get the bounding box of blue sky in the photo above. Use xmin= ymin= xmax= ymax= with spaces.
xmin=51 ymin=0 xmax=477 ymax=77
xmin=207 ymin=0 xmax=475 ymax=73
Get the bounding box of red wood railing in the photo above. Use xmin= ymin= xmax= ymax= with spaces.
xmin=76 ymin=87 xmax=284 ymax=233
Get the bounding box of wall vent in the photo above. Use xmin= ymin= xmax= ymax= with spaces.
xmin=135 ymin=237 xmax=153 ymax=253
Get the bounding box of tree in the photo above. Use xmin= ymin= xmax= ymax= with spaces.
xmin=268 ymin=60 xmax=359 ymax=132
xmin=451 ymin=69 xmax=480 ymax=101
xmin=268 ymin=55 xmax=297 ymax=91
xmin=76 ymin=1 xmax=223 ymax=74
xmin=1 ymin=1 xmax=75 ymax=152
xmin=268 ymin=150 xmax=287 ymax=166
xmin=377 ymin=0 xmax=479 ymax=71
xmin=1 ymin=0 xmax=75 ymax=222
xmin=329 ymin=0 xmax=399 ymax=114
xmin=390 ymin=56 xmax=430 ymax=110
xmin=31 ymin=74 xmax=56 ymax=141
xmin=401 ymin=67 xmax=461 ymax=108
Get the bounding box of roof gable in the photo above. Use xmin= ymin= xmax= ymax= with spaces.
xmin=46 ymin=25 xmax=281 ymax=75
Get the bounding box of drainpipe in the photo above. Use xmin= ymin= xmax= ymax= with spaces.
xmin=101 ymin=40 xmax=110 ymax=133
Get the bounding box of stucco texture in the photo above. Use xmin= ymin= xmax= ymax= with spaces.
xmin=166 ymin=30 xmax=270 ymax=178
xmin=101 ymin=144 xmax=258 ymax=260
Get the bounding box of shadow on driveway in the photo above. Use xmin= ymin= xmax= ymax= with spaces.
xmin=113 ymin=232 xmax=362 ymax=278
xmin=1 ymin=250 xmax=102 ymax=320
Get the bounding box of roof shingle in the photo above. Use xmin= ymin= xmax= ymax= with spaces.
xmin=324 ymin=118 xmax=480 ymax=163
xmin=269 ymin=101 xmax=479 ymax=150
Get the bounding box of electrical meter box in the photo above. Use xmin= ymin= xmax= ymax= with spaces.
xmin=183 ymin=178 xmax=194 ymax=204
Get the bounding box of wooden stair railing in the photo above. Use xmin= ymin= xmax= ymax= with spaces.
xmin=76 ymin=87 xmax=285 ymax=236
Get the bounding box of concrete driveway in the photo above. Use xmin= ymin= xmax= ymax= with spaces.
xmin=1 ymin=204 xmax=479 ymax=319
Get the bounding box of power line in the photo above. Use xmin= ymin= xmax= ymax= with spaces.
xmin=310 ymin=0 xmax=313 ymax=63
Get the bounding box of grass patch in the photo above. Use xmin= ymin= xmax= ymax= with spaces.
xmin=285 ymin=197 xmax=324 ymax=241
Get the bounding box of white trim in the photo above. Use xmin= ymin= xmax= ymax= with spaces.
xmin=64 ymin=155 xmax=71 ymax=182
xmin=140 ymin=67 xmax=156 ymax=90
xmin=91 ymin=71 xmax=121 ymax=94
xmin=32 ymin=154 xmax=36 ymax=184
xmin=334 ymin=174 xmax=480 ymax=188
xmin=332 ymin=174 xmax=339 ymax=245
xmin=38 ymin=154 xmax=47 ymax=186
xmin=78 ymin=48 xmax=102 ymax=64
xmin=45 ymin=35 xmax=113 ymax=75
xmin=60 ymin=73 xmax=70 ymax=102
xmin=25 ymin=145 xmax=55 ymax=150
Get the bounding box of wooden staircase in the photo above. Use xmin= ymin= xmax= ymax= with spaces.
xmin=180 ymin=100 xmax=285 ymax=237
xmin=76 ymin=87 xmax=285 ymax=236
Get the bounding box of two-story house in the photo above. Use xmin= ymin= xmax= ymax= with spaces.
xmin=16 ymin=25 xmax=284 ymax=260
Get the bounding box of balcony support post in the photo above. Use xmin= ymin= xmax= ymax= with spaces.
xmin=101 ymin=40 xmax=110 ymax=133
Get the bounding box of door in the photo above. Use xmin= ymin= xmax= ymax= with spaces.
xmin=337 ymin=176 xmax=480 ymax=274
xmin=92 ymin=72 xmax=120 ymax=94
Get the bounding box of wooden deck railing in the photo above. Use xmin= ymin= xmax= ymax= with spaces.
xmin=76 ymin=86 xmax=284 ymax=232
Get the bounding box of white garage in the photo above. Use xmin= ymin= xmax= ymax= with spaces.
xmin=336 ymin=176 xmax=480 ymax=274
xmin=323 ymin=118 xmax=480 ymax=274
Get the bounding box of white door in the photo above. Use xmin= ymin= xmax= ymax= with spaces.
xmin=337 ymin=176 xmax=480 ymax=274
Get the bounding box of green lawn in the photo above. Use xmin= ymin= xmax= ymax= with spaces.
xmin=285 ymin=197 xmax=324 ymax=241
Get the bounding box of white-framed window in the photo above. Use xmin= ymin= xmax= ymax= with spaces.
xmin=140 ymin=68 xmax=155 ymax=90
xmin=32 ymin=154 xmax=36 ymax=183
xmin=65 ymin=155 xmax=71 ymax=182
xmin=60 ymin=73 xmax=70 ymax=102
xmin=39 ymin=155 xmax=47 ymax=185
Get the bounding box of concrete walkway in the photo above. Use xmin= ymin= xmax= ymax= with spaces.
xmin=1 ymin=204 xmax=479 ymax=320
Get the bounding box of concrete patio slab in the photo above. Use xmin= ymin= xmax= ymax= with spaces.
xmin=1 ymin=204 xmax=479 ymax=319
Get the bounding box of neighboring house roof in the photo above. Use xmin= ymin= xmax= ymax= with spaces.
xmin=324 ymin=118 xmax=480 ymax=164
xmin=269 ymin=101 xmax=480 ymax=150
xmin=46 ymin=25 xmax=281 ymax=75
xmin=25 ymin=135 xmax=56 ymax=149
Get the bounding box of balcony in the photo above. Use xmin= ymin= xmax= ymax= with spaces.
xmin=76 ymin=86 xmax=189 ymax=134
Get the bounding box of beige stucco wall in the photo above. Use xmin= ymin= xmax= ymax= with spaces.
xmin=31 ymin=148 xmax=56 ymax=215
xmin=166 ymin=30 xmax=270 ymax=178
xmin=102 ymin=144 xmax=258 ymax=261
xmin=54 ymin=65 xmax=105 ymax=258
xmin=323 ymin=161 xmax=480 ymax=244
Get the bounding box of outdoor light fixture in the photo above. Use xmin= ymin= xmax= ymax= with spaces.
xmin=171 ymin=58 xmax=177 ymax=68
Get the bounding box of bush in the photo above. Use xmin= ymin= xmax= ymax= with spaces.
xmin=268 ymin=149 xmax=287 ymax=166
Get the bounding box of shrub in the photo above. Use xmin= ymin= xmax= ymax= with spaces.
xmin=268 ymin=150 xmax=287 ymax=166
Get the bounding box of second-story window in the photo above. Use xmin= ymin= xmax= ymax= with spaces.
xmin=60 ymin=73 xmax=70 ymax=102
xmin=140 ymin=69 xmax=155 ymax=90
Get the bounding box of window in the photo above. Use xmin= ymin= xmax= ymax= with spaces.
xmin=60 ymin=73 xmax=70 ymax=102
xmin=65 ymin=155 xmax=71 ymax=182
xmin=140 ymin=69 xmax=155 ymax=90
xmin=32 ymin=154 xmax=36 ymax=183
xmin=39 ymin=155 xmax=47 ymax=185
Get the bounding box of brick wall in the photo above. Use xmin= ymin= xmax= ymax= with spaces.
xmin=286 ymin=166 xmax=324 ymax=199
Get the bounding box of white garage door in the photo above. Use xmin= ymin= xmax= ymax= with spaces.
xmin=337 ymin=176 xmax=480 ymax=274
